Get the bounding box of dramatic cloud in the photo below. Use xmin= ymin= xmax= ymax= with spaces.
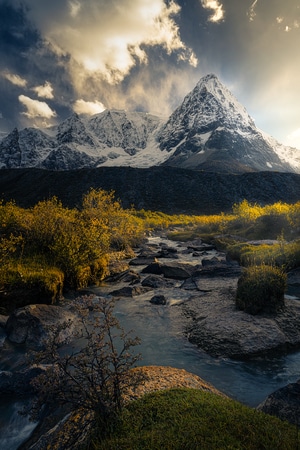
xmin=201 ymin=0 xmax=224 ymax=23
xmin=17 ymin=0 xmax=197 ymax=85
xmin=2 ymin=72 xmax=27 ymax=87
xmin=73 ymin=99 xmax=106 ymax=115
xmin=18 ymin=95 xmax=56 ymax=119
xmin=248 ymin=0 xmax=258 ymax=22
xmin=1 ymin=0 xmax=299 ymax=150
xmin=287 ymin=128 xmax=300 ymax=149
xmin=32 ymin=81 xmax=54 ymax=99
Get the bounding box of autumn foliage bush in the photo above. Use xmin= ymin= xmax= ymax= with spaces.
xmin=0 ymin=190 xmax=145 ymax=297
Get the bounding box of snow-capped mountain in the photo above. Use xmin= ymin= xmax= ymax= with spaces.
xmin=158 ymin=74 xmax=299 ymax=173
xmin=0 ymin=74 xmax=299 ymax=172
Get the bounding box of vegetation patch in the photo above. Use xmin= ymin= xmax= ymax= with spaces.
xmin=236 ymin=265 xmax=287 ymax=315
xmin=88 ymin=388 xmax=299 ymax=450
xmin=0 ymin=261 xmax=64 ymax=313
xmin=2 ymin=196 xmax=300 ymax=310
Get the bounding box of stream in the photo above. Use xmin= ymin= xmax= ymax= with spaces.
xmin=1 ymin=234 xmax=300 ymax=449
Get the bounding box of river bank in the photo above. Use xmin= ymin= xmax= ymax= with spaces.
xmin=1 ymin=233 xmax=300 ymax=448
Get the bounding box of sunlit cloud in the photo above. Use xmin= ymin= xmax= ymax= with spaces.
xmin=32 ymin=81 xmax=54 ymax=99
xmin=73 ymin=99 xmax=106 ymax=115
xmin=20 ymin=0 xmax=196 ymax=86
xmin=248 ymin=0 xmax=258 ymax=22
xmin=18 ymin=95 xmax=56 ymax=119
xmin=2 ymin=71 xmax=27 ymax=87
xmin=287 ymin=128 xmax=300 ymax=149
xmin=201 ymin=0 xmax=224 ymax=23
xmin=68 ymin=0 xmax=81 ymax=18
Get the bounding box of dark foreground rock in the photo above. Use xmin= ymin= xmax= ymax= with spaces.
xmin=0 ymin=366 xmax=47 ymax=395
xmin=150 ymin=295 xmax=167 ymax=305
xmin=257 ymin=379 xmax=300 ymax=425
xmin=5 ymin=304 xmax=78 ymax=350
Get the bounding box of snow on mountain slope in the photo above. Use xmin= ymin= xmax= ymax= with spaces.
xmin=0 ymin=74 xmax=299 ymax=172
xmin=158 ymin=74 xmax=300 ymax=173
xmin=0 ymin=127 xmax=55 ymax=168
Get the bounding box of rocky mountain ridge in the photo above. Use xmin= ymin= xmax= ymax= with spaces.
xmin=1 ymin=74 xmax=299 ymax=173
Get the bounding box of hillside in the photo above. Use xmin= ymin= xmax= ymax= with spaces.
xmin=1 ymin=167 xmax=300 ymax=214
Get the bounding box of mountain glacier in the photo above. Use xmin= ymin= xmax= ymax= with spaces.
xmin=1 ymin=74 xmax=299 ymax=173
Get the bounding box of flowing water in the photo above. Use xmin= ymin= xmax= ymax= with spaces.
xmin=1 ymin=234 xmax=300 ymax=448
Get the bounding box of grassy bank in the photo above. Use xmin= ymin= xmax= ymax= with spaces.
xmin=88 ymin=388 xmax=299 ymax=449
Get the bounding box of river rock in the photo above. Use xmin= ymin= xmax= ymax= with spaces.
xmin=5 ymin=304 xmax=78 ymax=350
xmin=201 ymin=256 xmax=224 ymax=266
xmin=142 ymin=274 xmax=176 ymax=288
xmin=142 ymin=261 xmax=196 ymax=280
xmin=129 ymin=256 xmax=157 ymax=266
xmin=157 ymin=245 xmax=178 ymax=258
xmin=0 ymin=315 xmax=8 ymax=328
xmin=0 ymin=365 xmax=47 ymax=395
xmin=257 ymin=379 xmax=300 ymax=425
xmin=150 ymin=295 xmax=167 ymax=305
xmin=109 ymin=286 xmax=152 ymax=297
xmin=104 ymin=269 xmax=141 ymax=284
xmin=185 ymin=281 xmax=300 ymax=359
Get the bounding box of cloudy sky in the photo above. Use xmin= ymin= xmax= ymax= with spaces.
xmin=1 ymin=0 xmax=300 ymax=148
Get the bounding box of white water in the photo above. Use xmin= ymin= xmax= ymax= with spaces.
xmin=0 ymin=400 xmax=37 ymax=450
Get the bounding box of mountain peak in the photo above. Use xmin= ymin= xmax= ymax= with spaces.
xmin=0 ymin=74 xmax=299 ymax=173
xmin=157 ymin=75 xmax=297 ymax=173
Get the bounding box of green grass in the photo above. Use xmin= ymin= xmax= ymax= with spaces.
xmin=88 ymin=388 xmax=299 ymax=450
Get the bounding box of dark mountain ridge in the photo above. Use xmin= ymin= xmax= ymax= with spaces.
xmin=1 ymin=167 xmax=300 ymax=214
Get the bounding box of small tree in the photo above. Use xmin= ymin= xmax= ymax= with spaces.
xmin=27 ymin=296 xmax=144 ymax=429
xmin=235 ymin=265 xmax=287 ymax=315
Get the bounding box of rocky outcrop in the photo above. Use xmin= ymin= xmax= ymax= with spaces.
xmin=185 ymin=287 xmax=300 ymax=359
xmin=5 ymin=304 xmax=78 ymax=350
xmin=257 ymin=379 xmax=300 ymax=426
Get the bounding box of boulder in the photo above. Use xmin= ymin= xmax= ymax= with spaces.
xmin=201 ymin=256 xmax=224 ymax=266
xmin=193 ymin=262 xmax=242 ymax=278
xmin=129 ymin=257 xmax=157 ymax=266
xmin=257 ymin=379 xmax=300 ymax=426
xmin=105 ymin=269 xmax=140 ymax=284
xmin=0 ymin=365 xmax=47 ymax=395
xmin=5 ymin=304 xmax=78 ymax=350
xmin=0 ymin=315 xmax=8 ymax=328
xmin=109 ymin=286 xmax=151 ymax=297
xmin=142 ymin=275 xmax=176 ymax=289
xmin=150 ymin=295 xmax=167 ymax=305
xmin=186 ymin=284 xmax=300 ymax=359
xmin=142 ymin=261 xmax=195 ymax=280
xmin=157 ymin=245 xmax=178 ymax=258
